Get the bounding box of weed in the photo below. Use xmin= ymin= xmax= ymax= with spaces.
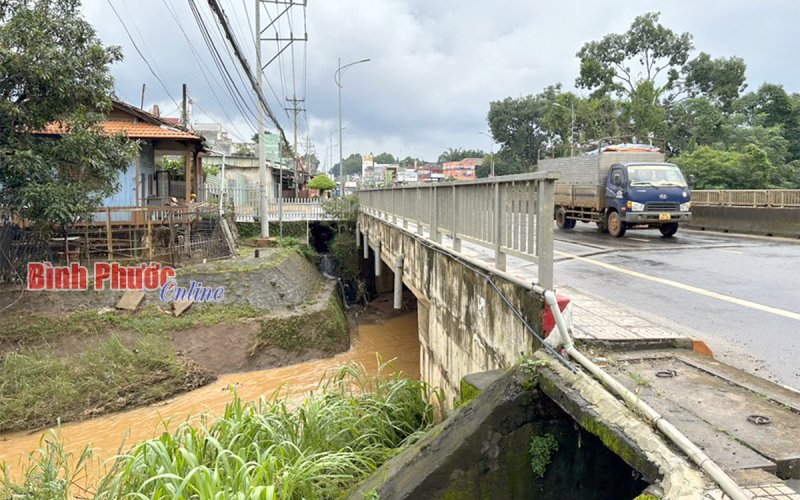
xmin=628 ymin=372 xmax=652 ymax=388
xmin=528 ymin=433 xmax=559 ymax=478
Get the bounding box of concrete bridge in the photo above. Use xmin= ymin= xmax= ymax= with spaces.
xmin=356 ymin=177 xmax=800 ymax=499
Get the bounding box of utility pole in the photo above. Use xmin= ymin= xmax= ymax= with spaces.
xmin=285 ymin=97 xmax=305 ymax=197
xmin=334 ymin=57 xmax=370 ymax=193
xmin=255 ymin=0 xmax=308 ymax=228
xmin=181 ymin=83 xmax=188 ymax=126
xmin=140 ymin=83 xmax=146 ymax=110
xmin=255 ymin=1 xmax=269 ymax=238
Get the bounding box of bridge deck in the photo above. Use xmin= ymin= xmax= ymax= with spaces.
xmin=363 ymin=214 xmax=800 ymax=498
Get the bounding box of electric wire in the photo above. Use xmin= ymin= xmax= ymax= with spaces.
xmin=160 ymin=0 xmax=252 ymax=138
xmin=105 ymin=0 xmax=181 ymax=110
xmin=203 ymin=0 xmax=297 ymax=161
xmin=188 ymin=0 xmax=260 ymax=128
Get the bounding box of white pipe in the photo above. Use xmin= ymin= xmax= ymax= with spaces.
xmin=543 ymin=291 xmax=749 ymax=500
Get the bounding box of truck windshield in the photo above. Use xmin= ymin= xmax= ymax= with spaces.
xmin=627 ymin=165 xmax=687 ymax=188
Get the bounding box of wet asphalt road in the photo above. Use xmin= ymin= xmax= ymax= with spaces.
xmin=552 ymin=223 xmax=800 ymax=389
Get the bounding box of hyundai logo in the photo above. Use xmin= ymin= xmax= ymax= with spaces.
xmin=658 ymin=194 xmax=668 ymax=199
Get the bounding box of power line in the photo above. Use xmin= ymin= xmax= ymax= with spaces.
xmin=203 ymin=0 xmax=297 ymax=160
xmin=188 ymin=0 xmax=260 ymax=127
xmin=105 ymin=0 xmax=181 ymax=110
xmin=160 ymin=0 xmax=254 ymax=136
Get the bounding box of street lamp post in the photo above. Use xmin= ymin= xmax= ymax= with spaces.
xmin=478 ymin=131 xmax=495 ymax=177
xmin=552 ymin=101 xmax=575 ymax=156
xmin=335 ymin=57 xmax=370 ymax=192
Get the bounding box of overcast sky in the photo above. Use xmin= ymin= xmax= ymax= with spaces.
xmin=83 ymin=0 xmax=800 ymax=169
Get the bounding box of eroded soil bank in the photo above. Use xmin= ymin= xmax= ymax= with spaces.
xmin=0 ymin=248 xmax=350 ymax=434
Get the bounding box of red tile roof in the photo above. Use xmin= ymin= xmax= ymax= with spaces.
xmin=41 ymin=120 xmax=203 ymax=141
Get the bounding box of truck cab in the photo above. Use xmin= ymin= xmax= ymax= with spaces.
xmin=605 ymin=162 xmax=693 ymax=237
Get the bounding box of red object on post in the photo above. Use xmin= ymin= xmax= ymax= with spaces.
xmin=542 ymin=295 xmax=571 ymax=338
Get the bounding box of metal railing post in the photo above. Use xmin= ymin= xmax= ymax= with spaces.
xmin=536 ymin=179 xmax=555 ymax=290
xmin=494 ymin=182 xmax=506 ymax=271
xmin=416 ymin=187 xmax=423 ymax=236
xmin=402 ymin=189 xmax=408 ymax=229
xmin=431 ymin=185 xmax=440 ymax=243
xmin=452 ymin=185 xmax=461 ymax=252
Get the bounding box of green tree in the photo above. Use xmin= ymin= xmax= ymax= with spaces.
xmin=487 ymin=94 xmax=551 ymax=169
xmin=373 ymin=152 xmax=397 ymax=164
xmin=308 ymin=174 xmax=336 ymax=193
xmin=674 ymin=145 xmax=775 ymax=189
xmin=399 ymin=156 xmax=421 ymax=168
xmin=437 ymin=148 xmax=486 ymax=163
xmin=0 ymin=0 xmax=135 ymax=228
xmin=683 ymin=52 xmax=747 ymax=112
xmin=305 ymin=153 xmax=320 ymax=173
xmin=576 ymin=12 xmax=693 ymax=100
xmin=333 ymin=153 xmax=362 ymax=177
xmin=475 ymin=152 xmax=526 ymax=178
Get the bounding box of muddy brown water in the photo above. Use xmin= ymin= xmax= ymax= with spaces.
xmin=0 ymin=311 xmax=420 ymax=479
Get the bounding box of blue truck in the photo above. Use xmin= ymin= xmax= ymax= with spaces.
xmin=538 ymin=144 xmax=693 ymax=237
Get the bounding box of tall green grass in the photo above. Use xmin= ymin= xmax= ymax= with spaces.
xmin=1 ymin=361 xmax=440 ymax=499
xmin=0 ymin=335 xmax=190 ymax=433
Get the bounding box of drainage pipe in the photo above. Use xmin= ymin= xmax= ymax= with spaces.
xmin=374 ymin=241 xmax=382 ymax=276
xmin=543 ymin=291 xmax=749 ymax=500
xmin=393 ymin=254 xmax=404 ymax=310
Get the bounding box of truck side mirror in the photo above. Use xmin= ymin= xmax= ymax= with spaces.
xmin=612 ymin=173 xmax=623 ymax=186
xmin=687 ymin=174 xmax=697 ymax=186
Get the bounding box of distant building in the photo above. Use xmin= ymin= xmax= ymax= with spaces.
xmin=194 ymin=123 xmax=234 ymax=155
xmin=362 ymin=153 xmax=376 ymax=184
xmin=442 ymin=158 xmax=482 ymax=181
xmin=417 ymin=162 xmax=444 ymax=183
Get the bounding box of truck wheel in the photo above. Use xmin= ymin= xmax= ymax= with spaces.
xmin=607 ymin=211 xmax=626 ymax=238
xmin=659 ymin=223 xmax=679 ymax=237
xmin=556 ymin=207 xmax=573 ymax=230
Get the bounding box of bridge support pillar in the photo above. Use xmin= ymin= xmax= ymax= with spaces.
xmin=362 ymin=230 xmax=369 ymax=259
xmin=393 ymin=254 xmax=404 ymax=309
xmin=374 ymin=241 xmax=382 ymax=276
xmin=355 ymin=222 xmax=360 ymax=249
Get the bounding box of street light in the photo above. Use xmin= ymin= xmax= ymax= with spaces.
xmin=552 ymin=101 xmax=575 ymax=156
xmin=335 ymin=57 xmax=370 ymax=189
xmin=478 ymin=131 xmax=495 ymax=177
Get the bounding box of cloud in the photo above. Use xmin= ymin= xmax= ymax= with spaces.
xmin=82 ymin=0 xmax=800 ymax=163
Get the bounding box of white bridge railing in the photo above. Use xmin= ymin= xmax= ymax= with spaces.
xmin=358 ymin=172 xmax=559 ymax=290
xmin=692 ymin=189 xmax=800 ymax=208
xmin=203 ymin=185 xmax=329 ymax=222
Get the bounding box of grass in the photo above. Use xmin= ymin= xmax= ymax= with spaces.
xmin=176 ymin=247 xmax=294 ymax=275
xmin=0 ymin=335 xmax=208 ymax=433
xmin=1 ymin=304 xmax=263 ymax=347
xmin=252 ymin=291 xmax=349 ymax=354
xmin=2 ymin=362 xmax=439 ymax=499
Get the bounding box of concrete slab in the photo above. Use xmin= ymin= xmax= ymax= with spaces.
xmin=172 ymin=300 xmax=193 ymax=317
xmin=115 ymin=290 xmax=144 ymax=311
xmin=602 ymin=350 xmax=800 ymax=480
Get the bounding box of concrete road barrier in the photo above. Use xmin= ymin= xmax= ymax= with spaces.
xmin=687 ymin=206 xmax=800 ymax=238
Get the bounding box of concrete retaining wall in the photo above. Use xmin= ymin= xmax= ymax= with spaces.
xmin=349 ymin=363 xmax=708 ymax=499
xmin=688 ymin=206 xmax=800 ymax=238
xmin=358 ymin=214 xmax=544 ymax=405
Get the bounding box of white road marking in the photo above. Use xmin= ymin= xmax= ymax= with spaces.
xmin=715 ymin=248 xmax=743 ymax=254
xmin=628 ymin=237 xmax=650 ymax=242
xmin=556 ymin=250 xmax=800 ymax=322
